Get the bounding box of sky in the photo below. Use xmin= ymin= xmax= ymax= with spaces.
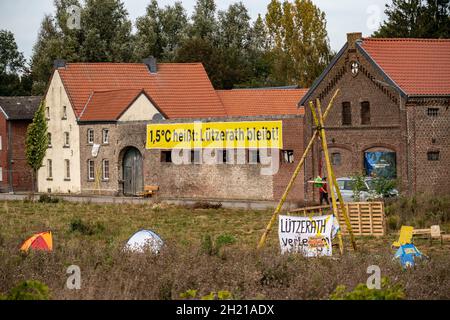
xmin=0 ymin=0 xmax=390 ymax=61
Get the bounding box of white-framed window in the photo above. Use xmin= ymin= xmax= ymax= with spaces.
xmin=249 ymin=149 xmax=261 ymax=164
xmin=46 ymin=107 xmax=50 ymax=120
xmin=282 ymin=150 xmax=294 ymax=164
xmin=102 ymin=129 xmax=109 ymax=144
xmin=48 ymin=133 xmax=52 ymax=148
xmin=88 ymin=160 xmax=95 ymax=180
xmin=0 ymin=167 xmax=3 ymax=182
xmin=102 ymin=159 xmax=110 ymax=180
xmin=64 ymin=159 xmax=70 ymax=180
xmin=0 ymin=135 xmax=2 ymax=150
xmin=62 ymin=106 xmax=67 ymax=119
xmin=87 ymin=129 xmax=94 ymax=144
xmin=47 ymin=159 xmax=53 ymax=179
xmin=64 ymin=132 xmax=70 ymax=147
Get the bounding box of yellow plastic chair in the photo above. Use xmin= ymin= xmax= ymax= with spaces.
xmin=392 ymin=226 xmax=414 ymax=248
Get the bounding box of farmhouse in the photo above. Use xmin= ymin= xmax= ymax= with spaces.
xmin=300 ymin=33 xmax=450 ymax=200
xmin=37 ymin=32 xmax=450 ymax=204
xmin=0 ymin=96 xmax=41 ymax=192
xmin=38 ymin=58 xmax=308 ymax=204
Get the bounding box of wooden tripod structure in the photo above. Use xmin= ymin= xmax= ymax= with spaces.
xmin=257 ymin=89 xmax=357 ymax=253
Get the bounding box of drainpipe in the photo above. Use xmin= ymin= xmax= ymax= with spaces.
xmin=7 ymin=121 xmax=13 ymax=193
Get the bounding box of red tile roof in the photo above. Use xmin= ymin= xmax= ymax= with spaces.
xmin=79 ymin=89 xmax=150 ymax=121
xmin=217 ymin=89 xmax=308 ymax=117
xmin=360 ymin=38 xmax=450 ymax=96
xmin=58 ymin=63 xmax=227 ymax=119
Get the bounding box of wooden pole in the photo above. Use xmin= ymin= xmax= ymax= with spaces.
xmin=257 ymin=89 xmax=340 ymax=250
xmin=311 ymin=100 xmax=344 ymax=254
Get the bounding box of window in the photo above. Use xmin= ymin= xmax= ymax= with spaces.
xmin=47 ymin=159 xmax=53 ymax=179
xmin=161 ymin=151 xmax=172 ymax=163
xmin=361 ymin=101 xmax=370 ymax=125
xmin=46 ymin=107 xmax=50 ymax=120
xmin=221 ymin=150 xmax=234 ymax=164
xmin=191 ymin=150 xmax=201 ymax=164
xmin=87 ymin=129 xmax=94 ymax=144
xmin=0 ymin=167 xmax=3 ymax=182
xmin=0 ymin=135 xmax=2 ymax=150
xmin=102 ymin=160 xmax=110 ymax=180
xmin=64 ymin=132 xmax=70 ymax=147
xmin=282 ymin=150 xmax=294 ymax=164
xmin=102 ymin=129 xmax=109 ymax=144
xmin=48 ymin=133 xmax=52 ymax=147
xmin=64 ymin=159 xmax=70 ymax=180
xmin=249 ymin=149 xmax=261 ymax=164
xmin=342 ymin=102 xmax=352 ymax=126
xmin=62 ymin=106 xmax=67 ymax=119
xmin=88 ymin=160 xmax=95 ymax=180
xmin=427 ymin=151 xmax=440 ymax=161
xmin=331 ymin=152 xmax=342 ymax=166
xmin=427 ymin=108 xmax=439 ymax=117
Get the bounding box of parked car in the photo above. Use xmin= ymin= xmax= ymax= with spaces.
xmin=333 ymin=177 xmax=398 ymax=202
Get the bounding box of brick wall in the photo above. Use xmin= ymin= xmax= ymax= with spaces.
xmin=78 ymin=116 xmax=305 ymax=201
xmin=10 ymin=121 xmax=33 ymax=191
xmin=408 ymin=99 xmax=450 ymax=195
xmin=302 ymin=42 xmax=407 ymax=202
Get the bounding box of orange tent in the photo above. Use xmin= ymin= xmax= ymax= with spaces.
xmin=20 ymin=232 xmax=53 ymax=252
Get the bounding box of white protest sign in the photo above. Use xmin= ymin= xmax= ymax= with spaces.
xmin=91 ymin=144 xmax=100 ymax=157
xmin=278 ymin=215 xmax=335 ymax=257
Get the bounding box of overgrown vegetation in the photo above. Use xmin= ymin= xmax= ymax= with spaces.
xmin=0 ymin=199 xmax=449 ymax=300
xmin=385 ymin=194 xmax=450 ymax=231
xmin=1 ymin=280 xmax=50 ymax=300
xmin=330 ymin=277 xmax=405 ymax=300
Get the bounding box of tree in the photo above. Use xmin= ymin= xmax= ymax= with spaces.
xmin=134 ymin=1 xmax=188 ymax=61
xmin=81 ymin=0 xmax=133 ymax=62
xmin=265 ymin=0 xmax=332 ymax=87
xmin=31 ymin=0 xmax=134 ymax=94
xmin=189 ymin=0 xmax=218 ymax=40
xmin=0 ymin=30 xmax=30 ymax=96
xmin=373 ymin=0 xmax=450 ymax=38
xmin=25 ymin=100 xmax=49 ymax=193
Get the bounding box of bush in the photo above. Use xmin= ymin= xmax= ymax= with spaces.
xmin=201 ymin=233 xmax=237 ymax=256
xmin=38 ymin=195 xmax=60 ymax=203
xmin=371 ymin=177 xmax=397 ymax=198
xmin=192 ymin=202 xmax=222 ymax=210
xmin=6 ymin=280 xmax=51 ymax=300
xmin=69 ymin=218 xmax=105 ymax=236
xmin=330 ymin=277 xmax=404 ymax=300
xmin=350 ymin=172 xmax=367 ymax=201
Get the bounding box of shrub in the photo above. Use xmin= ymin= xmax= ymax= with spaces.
xmin=330 ymin=277 xmax=404 ymax=300
xmin=38 ymin=195 xmax=60 ymax=203
xmin=192 ymin=202 xmax=222 ymax=210
xmin=69 ymin=218 xmax=105 ymax=236
xmin=6 ymin=280 xmax=51 ymax=300
xmin=371 ymin=177 xmax=396 ymax=198
xmin=201 ymin=233 xmax=237 ymax=256
xmin=350 ymin=172 xmax=367 ymax=201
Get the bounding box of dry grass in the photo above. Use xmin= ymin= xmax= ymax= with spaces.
xmin=0 ymin=199 xmax=449 ymax=300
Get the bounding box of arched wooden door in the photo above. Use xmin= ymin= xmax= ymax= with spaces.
xmin=123 ymin=148 xmax=143 ymax=196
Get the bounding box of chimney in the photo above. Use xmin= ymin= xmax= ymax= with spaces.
xmin=143 ymin=56 xmax=158 ymax=74
xmin=53 ymin=59 xmax=66 ymax=69
xmin=347 ymin=32 xmax=362 ymax=50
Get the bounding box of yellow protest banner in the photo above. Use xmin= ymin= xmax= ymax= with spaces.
xmin=146 ymin=121 xmax=283 ymax=149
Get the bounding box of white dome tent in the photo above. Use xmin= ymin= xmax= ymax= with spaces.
xmin=125 ymin=230 xmax=164 ymax=254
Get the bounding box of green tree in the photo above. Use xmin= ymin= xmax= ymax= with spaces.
xmin=0 ymin=30 xmax=30 ymax=96
xmin=134 ymin=1 xmax=188 ymax=61
xmin=265 ymin=0 xmax=332 ymax=87
xmin=25 ymin=100 xmax=48 ymax=193
xmin=189 ymin=0 xmax=217 ymax=40
xmin=373 ymin=0 xmax=450 ymax=38
xmin=81 ymin=0 xmax=133 ymax=62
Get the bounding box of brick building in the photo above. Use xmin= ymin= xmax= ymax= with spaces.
xmin=0 ymin=96 xmax=41 ymax=192
xmin=38 ymin=59 xmax=308 ymax=203
xmin=300 ymin=33 xmax=450 ymax=199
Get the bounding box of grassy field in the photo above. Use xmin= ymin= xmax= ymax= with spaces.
xmin=0 ymin=198 xmax=449 ymax=300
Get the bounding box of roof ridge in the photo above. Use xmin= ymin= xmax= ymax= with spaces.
xmin=92 ymin=88 xmax=143 ymax=94
xmin=363 ymin=37 xmax=450 ymax=42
